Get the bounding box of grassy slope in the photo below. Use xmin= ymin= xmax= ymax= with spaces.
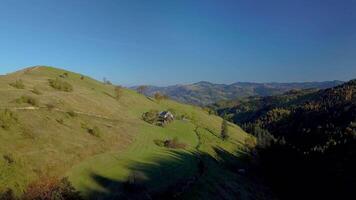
xmin=0 ymin=66 xmax=256 ymax=199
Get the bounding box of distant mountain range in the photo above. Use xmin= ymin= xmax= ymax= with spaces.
xmin=132 ymin=80 xmax=344 ymax=105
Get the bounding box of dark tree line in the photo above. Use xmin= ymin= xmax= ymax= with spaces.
xmin=214 ymin=79 xmax=356 ymax=199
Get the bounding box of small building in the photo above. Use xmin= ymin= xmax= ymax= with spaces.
xmin=159 ymin=111 xmax=174 ymax=121
xmin=158 ymin=111 xmax=174 ymax=126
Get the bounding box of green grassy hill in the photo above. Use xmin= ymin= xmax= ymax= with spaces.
xmin=0 ymin=66 xmax=268 ymax=199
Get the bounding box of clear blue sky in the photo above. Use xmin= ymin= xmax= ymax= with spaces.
xmin=0 ymin=0 xmax=355 ymax=86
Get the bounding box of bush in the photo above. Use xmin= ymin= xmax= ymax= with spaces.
xmin=103 ymin=77 xmax=112 ymax=85
xmin=31 ymin=88 xmax=42 ymax=95
xmin=81 ymin=123 xmax=101 ymax=137
xmin=154 ymin=137 xmax=186 ymax=149
xmin=154 ymin=92 xmax=168 ymax=102
xmin=142 ymin=110 xmax=159 ymax=124
xmin=0 ymin=109 xmax=18 ymax=130
xmin=3 ymin=154 xmax=15 ymax=164
xmin=48 ymin=78 xmax=73 ymax=92
xmin=9 ymin=79 xmax=25 ymax=89
xmin=244 ymin=136 xmax=257 ymax=150
xmin=23 ymin=177 xmax=82 ymax=200
xmin=221 ymin=120 xmax=229 ymax=140
xmin=88 ymin=126 xmax=101 ymax=137
xmin=46 ymin=103 xmax=56 ymax=111
xmin=56 ymin=119 xmax=64 ymax=125
xmin=0 ymin=188 xmax=16 ymax=200
xmin=59 ymin=72 xmax=69 ymax=78
xmin=16 ymin=95 xmax=39 ymax=106
xmin=67 ymin=111 xmax=77 ymax=117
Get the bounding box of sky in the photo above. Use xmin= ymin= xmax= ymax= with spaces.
xmin=0 ymin=0 xmax=355 ymax=86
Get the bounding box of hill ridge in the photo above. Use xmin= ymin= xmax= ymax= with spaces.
xmin=0 ymin=66 xmax=264 ymax=199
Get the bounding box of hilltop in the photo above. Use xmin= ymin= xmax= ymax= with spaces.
xmin=0 ymin=66 xmax=269 ymax=199
xmin=132 ymin=80 xmax=343 ymax=105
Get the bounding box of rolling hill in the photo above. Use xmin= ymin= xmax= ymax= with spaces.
xmin=0 ymin=66 xmax=270 ymax=199
xmin=132 ymin=81 xmax=343 ymax=105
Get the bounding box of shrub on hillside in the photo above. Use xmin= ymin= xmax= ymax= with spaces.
xmin=67 ymin=111 xmax=77 ymax=117
xmin=22 ymin=177 xmax=82 ymax=200
xmin=221 ymin=119 xmax=229 ymax=140
xmin=88 ymin=126 xmax=101 ymax=137
xmin=46 ymin=103 xmax=56 ymax=111
xmin=15 ymin=95 xmax=39 ymax=106
xmin=0 ymin=188 xmax=16 ymax=200
xmin=244 ymin=136 xmax=257 ymax=150
xmin=103 ymin=77 xmax=112 ymax=85
xmin=9 ymin=79 xmax=25 ymax=89
xmin=154 ymin=137 xmax=186 ymax=149
xmin=31 ymin=88 xmax=42 ymax=95
xmin=59 ymin=72 xmax=69 ymax=78
xmin=48 ymin=78 xmax=73 ymax=92
xmin=0 ymin=109 xmax=18 ymax=130
xmin=154 ymin=92 xmax=168 ymax=102
xmin=56 ymin=119 xmax=64 ymax=125
xmin=142 ymin=110 xmax=159 ymax=124
xmin=81 ymin=123 xmax=101 ymax=137
xmin=3 ymin=154 xmax=15 ymax=164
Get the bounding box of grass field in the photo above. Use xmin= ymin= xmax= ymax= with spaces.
xmin=0 ymin=66 xmax=266 ymax=199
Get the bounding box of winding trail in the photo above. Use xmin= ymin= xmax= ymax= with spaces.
xmin=193 ymin=126 xmax=202 ymax=151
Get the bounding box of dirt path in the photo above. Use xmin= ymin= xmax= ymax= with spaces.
xmin=193 ymin=126 xmax=202 ymax=151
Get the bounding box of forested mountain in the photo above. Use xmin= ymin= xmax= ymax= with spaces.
xmin=211 ymin=80 xmax=356 ymax=199
xmin=132 ymin=81 xmax=343 ymax=105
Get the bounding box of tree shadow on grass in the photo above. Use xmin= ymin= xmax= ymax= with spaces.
xmin=81 ymin=147 xmax=271 ymax=200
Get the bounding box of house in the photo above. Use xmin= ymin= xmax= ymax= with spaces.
xmin=159 ymin=111 xmax=174 ymax=121
xmin=158 ymin=111 xmax=174 ymax=126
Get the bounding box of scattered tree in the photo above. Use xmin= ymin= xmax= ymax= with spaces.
xmin=15 ymin=95 xmax=39 ymax=106
xmin=153 ymin=137 xmax=186 ymax=149
xmin=221 ymin=119 xmax=229 ymax=140
xmin=67 ymin=110 xmax=77 ymax=117
xmin=142 ymin=110 xmax=159 ymax=124
xmin=81 ymin=123 xmax=101 ymax=137
xmin=31 ymin=88 xmax=42 ymax=95
xmin=103 ymin=77 xmax=112 ymax=85
xmin=0 ymin=109 xmax=18 ymax=130
xmin=0 ymin=188 xmax=16 ymax=200
xmin=49 ymin=78 xmax=73 ymax=92
xmin=23 ymin=177 xmax=82 ymax=200
xmin=9 ymin=79 xmax=25 ymax=89
xmin=154 ymin=92 xmax=168 ymax=102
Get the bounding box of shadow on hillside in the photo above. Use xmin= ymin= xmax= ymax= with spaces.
xmin=82 ymin=147 xmax=253 ymax=200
